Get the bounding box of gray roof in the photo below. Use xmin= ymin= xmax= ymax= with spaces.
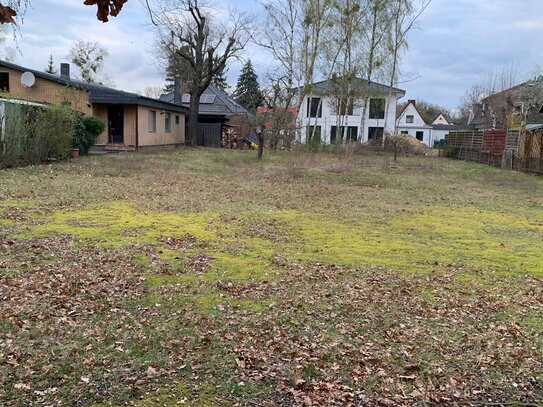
xmin=302 ymin=77 xmax=405 ymax=97
xmin=0 ymin=60 xmax=188 ymax=113
xmin=432 ymin=124 xmax=476 ymax=131
xmin=160 ymin=83 xmax=250 ymax=117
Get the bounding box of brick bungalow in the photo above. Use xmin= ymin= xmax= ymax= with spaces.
xmin=0 ymin=60 xmax=188 ymax=151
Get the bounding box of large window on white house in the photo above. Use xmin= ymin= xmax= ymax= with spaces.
xmin=337 ymin=98 xmax=354 ymax=116
xmin=149 ymin=110 xmax=157 ymax=132
xmin=368 ymin=126 xmax=384 ymax=140
xmin=165 ymin=112 xmax=171 ymax=133
xmin=330 ymin=126 xmax=344 ymax=143
xmin=406 ymin=115 xmax=414 ymax=123
xmin=369 ymin=98 xmax=385 ymax=119
xmin=306 ymin=97 xmax=322 ymax=118
xmin=306 ymin=125 xmax=321 ymax=143
xmin=346 ymin=126 xmax=358 ymax=141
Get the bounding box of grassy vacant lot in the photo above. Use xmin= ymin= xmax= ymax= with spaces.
xmin=1 ymin=148 xmax=542 ymax=407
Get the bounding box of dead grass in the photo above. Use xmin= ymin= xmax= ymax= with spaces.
xmin=0 ymin=148 xmax=542 ymax=406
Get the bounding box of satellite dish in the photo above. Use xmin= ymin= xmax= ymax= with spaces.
xmin=21 ymin=71 xmax=36 ymax=88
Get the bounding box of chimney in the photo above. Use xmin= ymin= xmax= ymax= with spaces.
xmin=408 ymin=99 xmax=416 ymax=107
xmin=60 ymin=63 xmax=70 ymax=80
xmin=174 ymin=77 xmax=182 ymax=105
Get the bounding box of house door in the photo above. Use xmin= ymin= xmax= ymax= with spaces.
xmin=108 ymin=106 xmax=124 ymax=144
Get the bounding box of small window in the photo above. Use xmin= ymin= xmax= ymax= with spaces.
xmin=0 ymin=72 xmax=9 ymax=92
xmin=175 ymin=115 xmax=180 ymax=125
xmin=369 ymin=98 xmax=385 ymax=119
xmin=306 ymin=97 xmax=322 ymax=118
xmin=149 ymin=110 xmax=156 ymax=132
xmin=406 ymin=115 xmax=414 ymax=124
xmin=165 ymin=112 xmax=171 ymax=133
xmin=401 ymin=131 xmax=408 ymax=134
xmin=416 ymin=131 xmax=424 ymax=141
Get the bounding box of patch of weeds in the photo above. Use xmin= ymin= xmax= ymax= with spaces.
xmin=362 ymin=376 xmax=378 ymax=395
xmin=302 ymin=365 xmax=319 ymax=382
xmin=520 ymin=315 xmax=543 ymax=333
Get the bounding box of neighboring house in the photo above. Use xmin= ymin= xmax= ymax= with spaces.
xmin=432 ymin=113 xmax=454 ymax=125
xmin=396 ymin=100 xmax=433 ymax=146
xmin=161 ymin=83 xmax=253 ymax=147
xmin=397 ymin=99 xmax=474 ymax=147
xmin=0 ymin=60 xmax=188 ymax=151
xmin=469 ymin=79 xmax=543 ymax=130
xmin=297 ymin=77 xmax=405 ymax=144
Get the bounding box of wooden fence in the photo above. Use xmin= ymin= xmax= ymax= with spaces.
xmin=445 ymin=129 xmax=542 ymax=174
xmin=513 ymin=129 xmax=543 ymax=174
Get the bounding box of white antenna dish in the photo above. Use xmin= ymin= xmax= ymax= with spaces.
xmin=21 ymin=71 xmax=36 ymax=88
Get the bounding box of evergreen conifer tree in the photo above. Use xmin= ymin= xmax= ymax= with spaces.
xmin=233 ymin=60 xmax=263 ymax=112
xmin=45 ymin=54 xmax=56 ymax=74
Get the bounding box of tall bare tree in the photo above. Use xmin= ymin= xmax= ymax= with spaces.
xmin=147 ymin=0 xmax=252 ymax=146
xmin=381 ymin=0 xmax=431 ymax=141
xmin=255 ymin=0 xmax=304 ymax=148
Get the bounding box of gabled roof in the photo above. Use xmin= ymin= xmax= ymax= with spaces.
xmin=0 ymin=60 xmax=188 ymax=113
xmin=302 ymin=77 xmax=405 ymax=97
xmin=160 ymin=84 xmax=250 ymax=117
xmin=433 ymin=112 xmax=453 ymax=124
xmin=396 ymin=100 xmax=427 ymax=125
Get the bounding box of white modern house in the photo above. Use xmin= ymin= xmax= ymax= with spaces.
xmin=297 ymin=78 xmax=405 ymax=144
xmin=396 ymin=100 xmax=433 ymax=146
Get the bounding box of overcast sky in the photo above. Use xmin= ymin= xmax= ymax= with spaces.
xmin=5 ymin=0 xmax=543 ymax=111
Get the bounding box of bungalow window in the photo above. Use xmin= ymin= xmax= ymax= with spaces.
xmin=0 ymin=72 xmax=9 ymax=92
xmin=416 ymin=131 xmax=424 ymax=141
xmin=306 ymin=97 xmax=322 ymax=118
xmin=369 ymin=98 xmax=385 ymax=119
xmin=149 ymin=110 xmax=157 ymax=132
xmin=406 ymin=114 xmax=414 ymax=123
xmin=165 ymin=112 xmax=171 ymax=133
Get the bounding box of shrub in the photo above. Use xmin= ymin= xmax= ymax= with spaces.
xmin=0 ymin=103 xmax=75 ymax=169
xmin=73 ymin=115 xmax=105 ymax=155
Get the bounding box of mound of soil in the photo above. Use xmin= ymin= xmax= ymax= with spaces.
xmin=385 ymin=134 xmax=429 ymax=155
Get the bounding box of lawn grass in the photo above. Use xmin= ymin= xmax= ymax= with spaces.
xmin=1 ymin=148 xmax=542 ymax=406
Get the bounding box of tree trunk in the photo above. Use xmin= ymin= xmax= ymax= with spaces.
xmin=187 ymin=94 xmax=201 ymax=146
xmin=257 ymin=133 xmax=264 ymax=159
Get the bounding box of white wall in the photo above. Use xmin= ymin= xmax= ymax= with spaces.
xmin=396 ymin=103 xmax=433 ymax=146
xmin=298 ymin=94 xmax=401 ymax=144
xmin=432 ymin=114 xmax=450 ymax=125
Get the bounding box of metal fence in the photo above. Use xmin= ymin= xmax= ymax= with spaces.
xmin=445 ymin=129 xmax=542 ymax=174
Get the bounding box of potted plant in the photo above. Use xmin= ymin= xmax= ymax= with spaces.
xmin=70 ymin=147 xmax=80 ymax=158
